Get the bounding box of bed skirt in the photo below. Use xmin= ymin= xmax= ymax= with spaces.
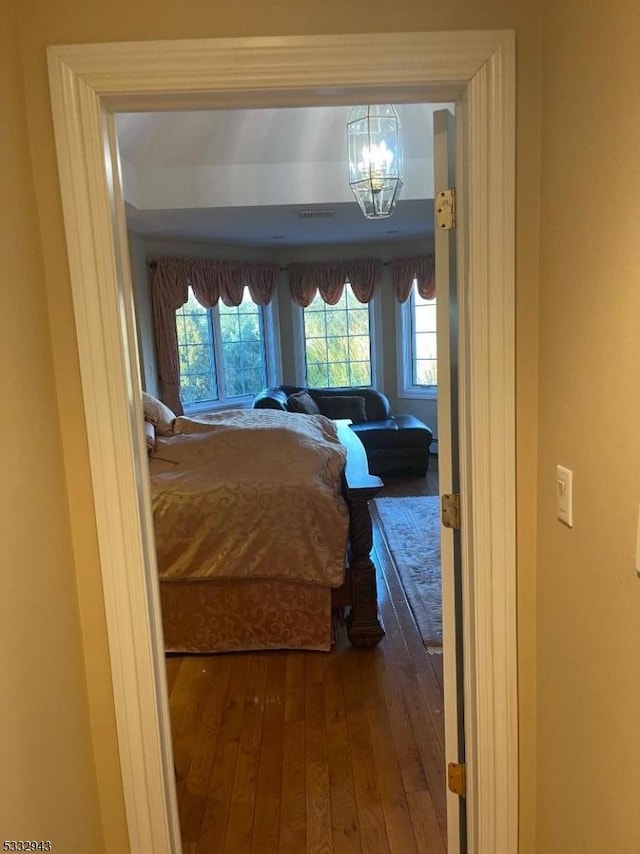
xmin=159 ymin=578 xmax=332 ymax=653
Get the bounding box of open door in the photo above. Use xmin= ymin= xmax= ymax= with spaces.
xmin=434 ymin=108 xmax=466 ymax=853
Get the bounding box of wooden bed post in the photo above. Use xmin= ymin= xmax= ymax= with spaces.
xmin=335 ymin=421 xmax=385 ymax=647
xmin=345 ymin=486 xmax=385 ymax=647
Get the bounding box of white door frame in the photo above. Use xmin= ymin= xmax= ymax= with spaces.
xmin=47 ymin=31 xmax=516 ymax=853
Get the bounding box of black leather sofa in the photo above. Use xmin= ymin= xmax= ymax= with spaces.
xmin=253 ymin=385 xmax=433 ymax=477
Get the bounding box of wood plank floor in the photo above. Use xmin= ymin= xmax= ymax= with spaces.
xmin=167 ymin=459 xmax=446 ymax=853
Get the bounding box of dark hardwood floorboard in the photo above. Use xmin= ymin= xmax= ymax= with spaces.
xmin=168 ymin=457 xmax=447 ymax=852
xmin=377 ymin=454 xmax=439 ymax=499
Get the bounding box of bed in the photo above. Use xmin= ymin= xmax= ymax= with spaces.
xmin=147 ymin=408 xmax=384 ymax=653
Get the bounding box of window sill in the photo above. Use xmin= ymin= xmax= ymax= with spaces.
xmin=183 ymin=398 xmax=253 ymax=416
xmin=398 ymin=388 xmax=438 ymax=401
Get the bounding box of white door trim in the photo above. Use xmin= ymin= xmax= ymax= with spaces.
xmin=47 ymin=30 xmax=516 ymax=853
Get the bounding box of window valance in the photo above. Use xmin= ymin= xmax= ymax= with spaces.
xmin=147 ymin=252 xmax=435 ymax=412
xmin=287 ymin=259 xmax=382 ymax=307
xmin=150 ymin=257 xmax=279 ymax=308
xmin=286 ymin=254 xmax=435 ymax=306
xmin=391 ymin=255 xmax=436 ymax=303
xmin=149 ymin=257 xmax=278 ymax=414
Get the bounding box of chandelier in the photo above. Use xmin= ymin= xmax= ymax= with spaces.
xmin=347 ymin=105 xmax=404 ymax=219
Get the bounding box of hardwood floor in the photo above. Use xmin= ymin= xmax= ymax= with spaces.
xmin=167 ymin=456 xmax=446 ymax=853
xmin=377 ymin=454 xmax=439 ymax=499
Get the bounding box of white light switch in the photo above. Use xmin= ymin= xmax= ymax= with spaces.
xmin=557 ymin=465 xmax=573 ymax=527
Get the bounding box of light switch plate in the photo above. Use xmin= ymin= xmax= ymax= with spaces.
xmin=557 ymin=465 xmax=573 ymax=527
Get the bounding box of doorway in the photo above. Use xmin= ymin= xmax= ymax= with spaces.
xmin=47 ymin=30 xmax=516 ymax=853
xmin=120 ymin=100 xmax=451 ymax=850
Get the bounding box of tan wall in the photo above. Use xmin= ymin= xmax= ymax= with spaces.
xmin=17 ymin=1 xmax=542 ymax=850
xmin=537 ymin=1 xmax=640 ymax=851
xmin=0 ymin=2 xmax=105 ymax=850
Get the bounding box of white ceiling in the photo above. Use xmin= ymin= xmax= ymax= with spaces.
xmin=117 ymin=104 xmax=451 ymax=247
xmin=124 ymin=199 xmax=435 ymax=247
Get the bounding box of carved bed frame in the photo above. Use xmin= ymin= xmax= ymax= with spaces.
xmin=332 ymin=420 xmax=385 ymax=648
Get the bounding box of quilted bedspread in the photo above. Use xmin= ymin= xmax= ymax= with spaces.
xmin=149 ymin=408 xmax=349 ymax=587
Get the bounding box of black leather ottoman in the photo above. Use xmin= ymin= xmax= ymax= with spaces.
xmin=351 ymin=414 xmax=433 ymax=477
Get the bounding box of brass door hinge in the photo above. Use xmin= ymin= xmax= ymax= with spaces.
xmin=441 ymin=493 xmax=461 ymax=530
xmin=436 ymin=188 xmax=456 ymax=230
xmin=448 ymin=762 xmax=466 ymax=797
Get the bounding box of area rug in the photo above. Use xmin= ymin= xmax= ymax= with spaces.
xmin=374 ymin=495 xmax=442 ymax=650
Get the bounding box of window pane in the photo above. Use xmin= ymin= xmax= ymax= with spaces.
xmin=187 ymin=344 xmax=212 ymax=373
xmin=303 ymin=285 xmax=372 ymax=388
xmin=245 ymin=366 xmax=264 ymax=392
xmin=181 ymin=373 xmax=216 ymax=405
xmin=179 ymin=314 xmax=207 ymax=344
xmin=305 ymin=312 xmax=326 ymax=337
xmin=306 ymin=337 xmax=328 ymax=364
xmin=325 ymin=312 xmax=347 ymax=336
xmin=327 ymin=336 xmax=349 ymax=363
xmin=308 ymin=363 xmax=329 ymax=387
xmin=348 ymin=335 xmax=369 ymax=361
xmin=349 ymin=361 xmax=371 ymax=386
xmin=219 ymin=313 xmax=240 ymax=343
xmin=414 ymin=303 xmax=437 ymax=333
xmin=219 ymin=288 xmax=267 ymax=398
xmin=224 ymin=368 xmax=242 ymax=398
xmin=410 ymin=281 xmax=437 ymax=388
xmin=328 ymin=362 xmax=349 ymax=387
xmin=238 ymin=313 xmax=261 ymax=341
xmin=415 ymin=359 xmax=437 ymax=386
xmin=415 ymin=332 xmax=437 ymax=360
xmin=176 ymin=288 xmax=217 ymax=403
xmin=348 ymin=310 xmax=369 ymax=335
xmin=242 ymin=341 xmax=263 ymax=369
xmin=222 ymin=341 xmax=242 ymax=375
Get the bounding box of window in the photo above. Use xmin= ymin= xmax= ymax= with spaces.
xmin=302 ymin=285 xmax=372 ymax=387
xmin=176 ymin=289 xmax=217 ymax=405
xmin=398 ymin=279 xmax=437 ymax=398
xmin=412 ymin=287 xmax=437 ymax=386
xmin=176 ymin=286 xmax=274 ymax=409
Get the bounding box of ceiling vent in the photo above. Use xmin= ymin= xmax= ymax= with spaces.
xmin=297 ymin=209 xmax=336 ymax=220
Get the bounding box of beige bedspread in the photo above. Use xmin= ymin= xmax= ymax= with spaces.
xmin=149 ymin=409 xmax=349 ymax=587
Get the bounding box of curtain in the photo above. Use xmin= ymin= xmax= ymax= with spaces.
xmin=344 ymin=259 xmax=381 ymax=303
xmin=288 ymin=262 xmax=346 ymax=307
xmin=149 ymin=257 xmax=278 ymax=412
xmin=149 ymin=252 xmax=433 ymax=413
xmin=391 ymin=254 xmax=435 ymax=302
xmin=150 ymin=260 xmax=189 ymax=415
xmin=288 ymin=259 xmax=382 ymax=307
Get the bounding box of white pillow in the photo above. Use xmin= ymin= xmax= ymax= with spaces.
xmin=143 ymin=420 xmax=157 ymax=456
xmin=142 ymin=391 xmax=176 ymax=436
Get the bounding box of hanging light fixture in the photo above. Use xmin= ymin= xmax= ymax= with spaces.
xmin=347 ymin=105 xmax=404 ymax=219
